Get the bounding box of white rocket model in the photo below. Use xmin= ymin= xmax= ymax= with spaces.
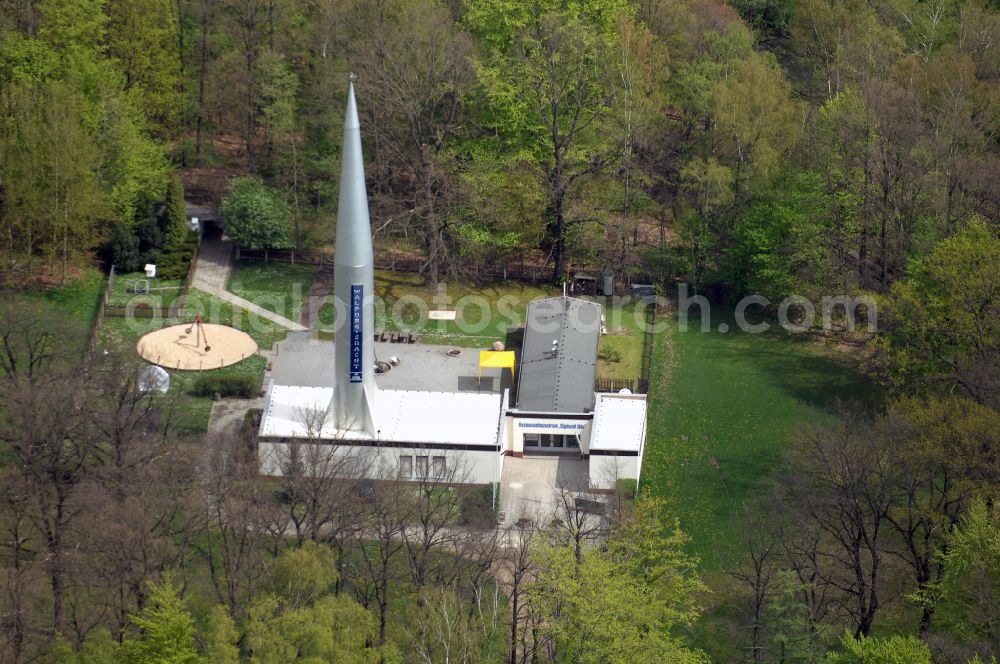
xmin=329 ymin=79 xmax=377 ymax=433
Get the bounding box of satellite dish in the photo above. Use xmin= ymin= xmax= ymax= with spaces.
xmin=139 ymin=365 xmax=170 ymax=394
xmin=618 ymin=388 xmax=632 ymax=395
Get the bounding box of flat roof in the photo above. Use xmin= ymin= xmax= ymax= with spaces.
xmin=589 ymin=393 xmax=648 ymax=453
xmin=517 ymin=297 xmax=601 ymax=413
xmin=259 ymin=385 xmax=504 ymax=447
xmin=268 ymin=333 xmax=509 ymax=394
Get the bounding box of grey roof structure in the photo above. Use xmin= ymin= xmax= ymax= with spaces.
xmin=516 ymin=296 xmax=602 ymax=413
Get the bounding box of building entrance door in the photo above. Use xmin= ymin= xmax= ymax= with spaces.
xmin=523 ymin=433 xmax=581 ymax=455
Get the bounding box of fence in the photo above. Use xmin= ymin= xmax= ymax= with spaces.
xmin=594 ymin=377 xmax=639 ymax=393
xmin=235 ymin=246 xmax=555 ymax=284
xmin=234 ymin=247 xmax=330 ymax=266
xmin=85 ymin=233 xmax=202 ymax=355
xmin=169 ymin=232 xmax=202 ymax=317
xmin=638 ymin=301 xmax=657 ymax=394
xmin=85 ymin=265 xmax=116 ymax=359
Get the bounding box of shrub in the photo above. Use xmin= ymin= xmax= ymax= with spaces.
xmin=460 ymin=483 xmax=497 ymax=525
xmin=220 ymin=177 xmax=293 ymax=250
xmin=192 ymin=374 xmax=258 ymax=398
xmin=156 ymin=250 xmax=192 ymax=280
xmin=616 ymin=478 xmax=638 ymax=499
xmin=110 ymin=222 xmax=142 ymax=272
xmin=599 ymin=345 xmax=622 ymax=363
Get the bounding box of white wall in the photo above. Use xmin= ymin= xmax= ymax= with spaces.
xmin=506 ymin=415 xmax=592 ymax=454
xmin=259 ymin=441 xmax=501 ymax=485
xmin=588 ymin=454 xmax=640 ymax=490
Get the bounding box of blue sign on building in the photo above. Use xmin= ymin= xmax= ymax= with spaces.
xmin=350 ymin=284 xmax=363 ymax=383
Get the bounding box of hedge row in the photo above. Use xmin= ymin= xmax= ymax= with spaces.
xmin=191 ymin=374 xmax=259 ymax=398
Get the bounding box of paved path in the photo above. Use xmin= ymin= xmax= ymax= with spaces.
xmin=192 ymin=237 xmax=234 ymax=291
xmin=191 ymin=237 xmax=307 ymax=332
xmin=196 ymin=283 xmax=308 ymax=331
xmin=499 ymin=456 xmax=589 ymax=524
xmin=207 ymin=397 xmax=265 ymax=440
xmin=300 ymin=265 xmax=333 ymax=328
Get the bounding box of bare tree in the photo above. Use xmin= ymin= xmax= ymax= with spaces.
xmin=549 ymin=486 xmax=606 ymax=564
xmin=401 ymin=457 xmax=471 ymax=594
xmin=500 ymin=524 xmax=537 ymax=664
xmin=80 ymin=358 xmax=201 ymax=640
xmin=0 ymin=368 xmax=94 ymax=639
xmin=352 ymin=459 xmax=411 ymax=645
xmin=0 ymin=300 xmax=69 ymax=379
xmin=0 ymin=466 xmax=44 ymax=663
xmin=783 ymin=408 xmax=900 ymax=637
xmin=729 ymin=505 xmax=779 ymax=664
xmin=197 ymin=426 xmax=278 ymax=622
xmin=342 ymin=0 xmax=474 ymax=285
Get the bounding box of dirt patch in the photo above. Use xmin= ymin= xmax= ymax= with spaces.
xmin=137 ymin=323 xmax=258 ymax=370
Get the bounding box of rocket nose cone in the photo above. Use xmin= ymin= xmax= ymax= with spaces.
xmin=345 ymin=79 xmax=360 ymax=131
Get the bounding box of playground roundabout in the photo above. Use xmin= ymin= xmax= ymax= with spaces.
xmin=136 ymin=317 xmax=258 ymax=371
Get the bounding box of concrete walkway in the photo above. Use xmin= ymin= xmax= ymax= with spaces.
xmin=207 ymin=397 xmax=265 ymax=439
xmin=191 ymin=237 xmax=307 ymax=332
xmin=499 ymin=456 xmax=589 ymax=525
xmin=192 ymin=237 xmax=234 ymax=291
xmin=300 ymin=265 xmax=333 ymax=328
xmin=196 ymin=283 xmax=308 ymax=331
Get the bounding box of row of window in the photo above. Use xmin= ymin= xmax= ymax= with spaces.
xmin=399 ymin=455 xmax=446 ymax=479
xmin=524 ymin=433 xmax=580 ymax=449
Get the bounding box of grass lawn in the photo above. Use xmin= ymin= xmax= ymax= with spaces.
xmin=97 ymin=287 xmax=280 ymax=434
xmin=317 ymin=270 xmax=560 ymax=348
xmin=317 ymin=269 xmax=646 ymax=367
xmin=228 ymin=259 xmax=317 ymax=322
xmin=642 ymin=312 xmax=877 ymax=564
xmin=640 ymin=311 xmax=879 ymax=659
xmin=596 ymin=301 xmax=647 ymax=380
xmin=7 ymin=269 xmax=105 ymax=359
xmin=107 ymin=270 xmax=184 ymax=308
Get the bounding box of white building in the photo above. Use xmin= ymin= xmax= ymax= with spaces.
xmin=258 ymin=296 xmax=647 ymax=491
xmin=257 ymin=80 xmax=646 ymax=495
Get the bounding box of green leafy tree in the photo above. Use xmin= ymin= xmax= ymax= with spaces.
xmin=876 ymin=217 xmax=1000 ymax=409
xmin=105 ymin=0 xmax=184 ymax=134
xmin=220 ymin=177 xmax=293 ymax=250
xmin=934 ymin=499 xmax=1000 ymax=653
xmin=725 ymin=171 xmax=827 ymax=300
xmin=0 ymin=77 xmax=108 ymax=282
xmin=768 ymin=571 xmax=827 ymax=664
xmin=882 ymin=396 xmax=1000 ymax=634
xmin=529 ymin=497 xmax=708 ymax=663
xmin=201 ymin=606 xmax=239 ymax=664
xmin=708 ymin=54 xmax=803 ymax=199
xmin=466 ymin=0 xmax=632 ymax=282
xmin=826 ymin=631 xmax=932 ymax=664
xmin=118 ymin=578 xmax=199 ymax=664
xmin=731 ymin=0 xmax=796 ymax=40
xmin=244 ymin=543 xmax=391 ymax=663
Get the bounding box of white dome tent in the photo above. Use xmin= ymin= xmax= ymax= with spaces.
xmin=138 ymin=365 xmax=170 ymax=394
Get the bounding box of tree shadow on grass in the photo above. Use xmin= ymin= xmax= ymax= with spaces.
xmin=672 ymin=310 xmax=880 ymax=412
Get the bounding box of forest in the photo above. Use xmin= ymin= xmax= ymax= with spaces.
xmin=1 ymin=0 xmax=1000 ymax=662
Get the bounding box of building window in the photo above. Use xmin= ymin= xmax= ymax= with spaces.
xmin=432 ymin=456 xmax=446 ymax=478
xmin=399 ymin=456 xmax=413 ymax=478
xmin=415 ymin=455 xmax=429 ymax=478
xmin=524 ymin=433 xmax=581 ymax=451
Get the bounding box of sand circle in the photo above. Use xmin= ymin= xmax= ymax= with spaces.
xmin=136 ymin=323 xmax=258 ymax=371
